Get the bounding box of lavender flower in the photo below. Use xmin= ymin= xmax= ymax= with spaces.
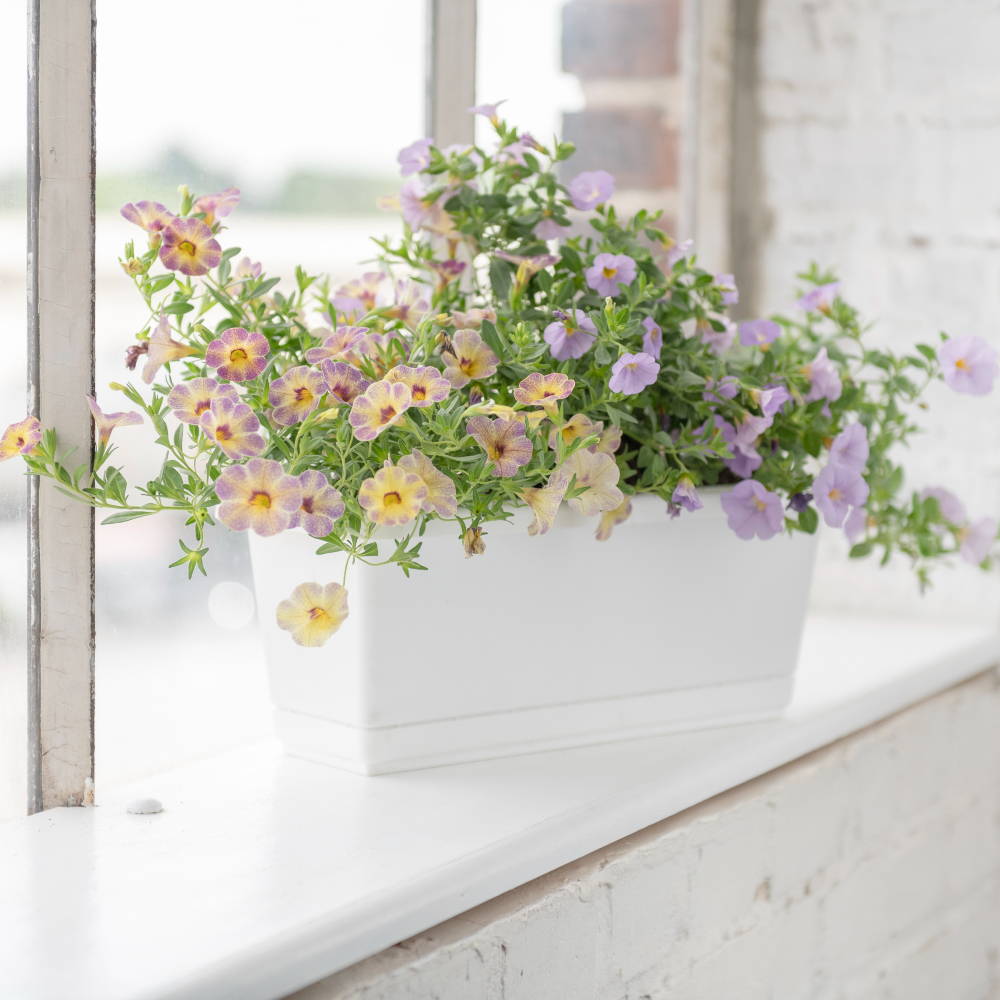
xmin=959 ymin=517 xmax=997 ymax=565
xmin=703 ymin=376 xmax=739 ymax=406
xmin=828 ymin=423 xmax=868 ymax=473
xmin=844 ymin=505 xmax=868 ymax=544
xmin=804 ymin=347 xmax=843 ymax=404
xmin=938 ymin=335 xmax=998 ymax=396
xmin=720 ymin=480 xmax=785 ymax=540
xmin=641 ymin=317 xmax=663 ymax=358
xmin=567 ymin=170 xmax=615 ymax=211
xmin=289 ymin=470 xmax=345 ymax=537
xmin=756 ymin=384 xmax=791 ymax=417
xmin=920 ymin=486 xmax=967 ymax=526
xmin=813 ymin=463 xmax=869 ymax=528
xmin=787 ymin=492 xmax=813 ymax=514
xmin=544 ymin=309 xmax=597 ymax=361
xmin=609 ymin=352 xmax=659 ymax=395
xmin=585 ymin=253 xmax=637 ymax=297
xmin=715 ymin=273 xmax=739 ymax=305
xmin=671 ymin=477 xmax=703 ymax=514
xmin=738 ymin=319 xmax=781 ymax=348
xmin=798 ymin=282 xmax=840 ymax=313
xmin=398 ymin=138 xmax=433 ymax=176
xmin=695 ymin=317 xmax=735 ymax=355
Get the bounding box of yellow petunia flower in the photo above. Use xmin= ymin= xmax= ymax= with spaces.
xmin=358 ymin=463 xmax=428 ymax=527
xmin=276 ymin=582 xmax=349 ymax=647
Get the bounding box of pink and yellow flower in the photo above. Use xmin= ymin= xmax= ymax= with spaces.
xmin=158 ymin=217 xmax=222 ymax=276
xmin=120 ymin=200 xmax=174 ymax=239
xmin=562 ymin=448 xmax=624 ymax=515
xmin=348 ymin=380 xmax=412 ymax=441
xmin=305 ymin=326 xmax=368 ymax=366
xmin=166 ymin=377 xmax=238 ymax=425
xmin=276 ymin=582 xmax=349 ymax=647
xmin=268 ymin=366 xmax=326 ymax=426
xmin=513 ymin=372 xmax=574 ymax=408
xmin=332 ymin=273 xmax=385 ymax=319
xmin=320 ymin=360 xmax=372 ymax=405
xmin=194 ymin=187 xmax=240 ymax=226
xmin=214 ymin=458 xmax=302 ymax=536
xmin=199 ymin=397 xmax=266 ymax=460
xmin=385 ymin=365 xmax=451 ymax=407
xmin=289 ymin=470 xmax=345 ymax=537
xmin=358 ymin=463 xmax=428 ymax=527
xmin=386 ymin=279 xmax=430 ymax=326
xmin=205 ymin=327 xmax=270 ymax=382
xmin=595 ymin=496 xmax=633 ymax=541
xmin=466 ymin=416 xmax=533 ymax=477
xmin=0 ymin=416 xmax=41 ymax=461
xmin=398 ymin=449 xmax=458 ymax=517
xmin=548 ymin=413 xmax=603 ymax=451
xmin=142 ymin=314 xmax=198 ymax=385
xmin=442 ymin=329 xmax=499 ymax=388
xmin=521 ymin=469 xmax=570 ymax=536
xmin=86 ymin=396 xmax=143 ymax=444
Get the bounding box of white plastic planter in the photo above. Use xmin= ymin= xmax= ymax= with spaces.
xmin=249 ymin=491 xmax=818 ymax=774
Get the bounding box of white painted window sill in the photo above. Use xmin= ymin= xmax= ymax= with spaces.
xmin=2 ymin=614 xmax=998 ymax=1000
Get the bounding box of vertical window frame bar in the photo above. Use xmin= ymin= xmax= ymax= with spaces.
xmin=26 ymin=0 xmax=97 ymax=813
xmin=426 ymin=0 xmax=477 ymax=146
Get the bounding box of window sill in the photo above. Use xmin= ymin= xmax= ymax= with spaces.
xmin=2 ymin=614 xmax=998 ymax=1000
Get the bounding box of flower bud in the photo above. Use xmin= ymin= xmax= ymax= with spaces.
xmin=462 ymin=526 xmax=486 ymax=558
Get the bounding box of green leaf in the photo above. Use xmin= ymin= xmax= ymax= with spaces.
xmin=101 ymin=510 xmax=156 ymax=525
xmin=798 ymin=506 xmax=818 ymax=534
xmin=488 ymin=258 xmax=514 ymax=301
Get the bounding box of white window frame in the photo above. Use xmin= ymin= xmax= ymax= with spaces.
xmin=23 ymin=0 xmax=709 ymax=813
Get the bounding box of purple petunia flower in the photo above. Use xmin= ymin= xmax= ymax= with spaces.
xmin=535 ymin=216 xmax=565 ymax=240
xmin=703 ymin=376 xmax=740 ymax=405
xmin=715 ymin=273 xmax=739 ymax=305
xmin=938 ymin=335 xmax=998 ymax=396
xmin=756 ymin=384 xmax=791 ymax=417
xmin=713 ymin=415 xmax=762 ymax=479
xmin=738 ymin=319 xmax=781 ymax=348
xmin=798 ymin=281 xmax=840 ymax=313
xmin=609 ymin=352 xmax=660 ymax=395
xmin=671 ymin=477 xmax=703 ymax=515
xmin=960 ymin=516 xmax=996 ymax=565
xmin=804 ymin=347 xmax=842 ymax=404
xmin=694 ymin=317 xmax=735 ymax=356
xmin=920 ymin=486 xmax=967 ymax=526
xmin=844 ymin=505 xmax=868 ymax=544
xmin=289 ymin=470 xmax=345 ymax=537
xmin=787 ymin=492 xmax=813 ymax=514
xmin=544 ymin=309 xmax=597 ymax=361
xmin=828 ymin=423 xmax=868 ymax=474
xmin=720 ymin=480 xmax=785 ymax=540
xmin=662 ymin=237 xmax=694 ymax=270
xmin=398 ymin=138 xmax=433 ymax=176
xmin=469 ymin=100 xmax=506 ymax=122
xmin=567 ymin=170 xmax=615 ymax=211
xmin=642 ymin=316 xmax=663 ymax=358
xmin=585 ymin=253 xmax=637 ymax=297
xmin=813 ymin=463 xmax=869 ymax=528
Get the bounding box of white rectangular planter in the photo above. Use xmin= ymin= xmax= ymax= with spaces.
xmin=248 ymin=492 xmax=818 ymax=774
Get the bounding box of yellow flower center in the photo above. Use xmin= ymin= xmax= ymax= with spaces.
xmin=828 ymin=488 xmax=843 ymax=502
xmin=301 ymin=497 xmax=314 ymax=513
xmin=490 ymin=443 xmax=506 ymax=459
xmin=307 ymin=606 xmax=329 ymax=622
xmin=602 ymin=266 xmax=617 ymax=278
xmin=178 ymin=240 xmax=197 ymax=258
xmin=955 ymin=358 xmax=968 ymax=370
xmin=214 ymin=425 xmax=232 ymax=442
xmin=15 ymin=436 xmax=24 ymax=447
xmin=383 ymin=490 xmax=402 ymax=507
xmin=294 ymin=387 xmax=314 ymax=403
xmin=459 ymin=357 xmax=475 ymax=375
xmin=229 ymin=348 xmax=249 ymax=363
xmin=194 ymin=399 xmax=211 ymax=415
xmin=752 ymin=498 xmax=767 ymax=512
xmin=248 ymin=490 xmax=272 ymax=508
xmin=411 ymin=384 xmax=427 ymax=401
xmin=379 ymin=405 xmax=397 ymax=423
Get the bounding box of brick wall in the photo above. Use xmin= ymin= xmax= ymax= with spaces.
xmin=291 ymin=669 xmax=1000 ymax=999
xmin=748 ymin=0 xmax=1000 ymax=624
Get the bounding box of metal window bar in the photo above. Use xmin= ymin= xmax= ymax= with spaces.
xmin=26 ymin=0 xmax=97 ymax=813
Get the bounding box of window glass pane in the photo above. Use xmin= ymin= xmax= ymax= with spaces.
xmin=0 ymin=10 xmax=27 ymax=820
xmin=96 ymin=0 xmax=426 ymax=787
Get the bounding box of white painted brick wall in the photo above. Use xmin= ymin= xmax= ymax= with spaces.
xmin=290 ymin=669 xmax=1000 ymax=999
xmin=752 ymin=0 xmax=1000 ymax=624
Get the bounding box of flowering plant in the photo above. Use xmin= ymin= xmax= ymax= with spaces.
xmin=4 ymin=107 xmax=998 ymax=646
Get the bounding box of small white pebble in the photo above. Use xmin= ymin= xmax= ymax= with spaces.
xmin=126 ymin=797 xmax=163 ymax=815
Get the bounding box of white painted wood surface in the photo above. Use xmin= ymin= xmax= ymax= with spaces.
xmin=0 ymin=615 xmax=996 ymax=1000
xmin=427 ymin=0 xmax=477 ymax=147
xmin=27 ymin=0 xmax=96 ymax=811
